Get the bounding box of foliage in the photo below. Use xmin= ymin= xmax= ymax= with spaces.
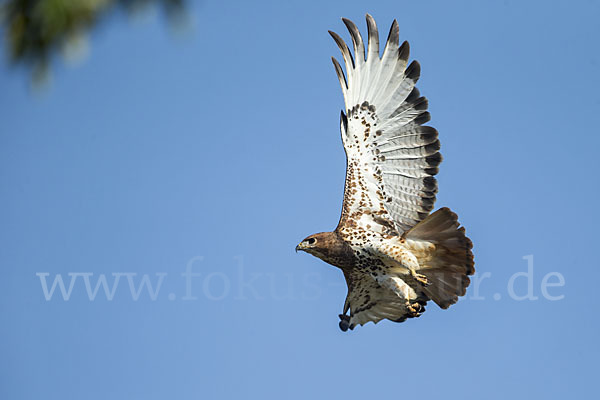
xmin=1 ymin=0 xmax=186 ymax=82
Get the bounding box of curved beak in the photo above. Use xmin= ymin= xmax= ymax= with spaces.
xmin=295 ymin=242 xmax=304 ymax=253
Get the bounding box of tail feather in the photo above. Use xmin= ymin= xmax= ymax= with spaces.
xmin=405 ymin=207 xmax=474 ymax=309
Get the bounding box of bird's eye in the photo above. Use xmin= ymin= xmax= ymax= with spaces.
xmin=306 ymin=238 xmax=317 ymax=245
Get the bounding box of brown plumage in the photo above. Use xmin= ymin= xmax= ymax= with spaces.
xmin=296 ymin=15 xmax=474 ymax=332
xmin=296 ymin=232 xmax=355 ymax=269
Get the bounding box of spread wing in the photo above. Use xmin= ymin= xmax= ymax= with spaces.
xmin=332 ymin=15 xmax=441 ymax=235
xmin=339 ymin=269 xmax=426 ymax=331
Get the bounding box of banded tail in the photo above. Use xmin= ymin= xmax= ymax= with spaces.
xmin=405 ymin=207 xmax=475 ymax=309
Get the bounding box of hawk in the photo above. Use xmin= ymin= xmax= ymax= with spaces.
xmin=296 ymin=15 xmax=474 ymax=331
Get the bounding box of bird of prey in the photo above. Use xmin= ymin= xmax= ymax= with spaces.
xmin=296 ymin=15 xmax=474 ymax=332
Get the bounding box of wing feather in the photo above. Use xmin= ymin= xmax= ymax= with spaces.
xmin=365 ymin=14 xmax=379 ymax=61
xmin=340 ymin=270 xmax=426 ymax=330
xmin=332 ymin=15 xmax=441 ymax=234
xmin=342 ymin=18 xmax=365 ymax=65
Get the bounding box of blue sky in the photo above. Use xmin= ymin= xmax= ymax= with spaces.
xmin=1 ymin=0 xmax=599 ymax=399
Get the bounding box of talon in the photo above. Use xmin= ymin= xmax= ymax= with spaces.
xmin=410 ymin=270 xmax=431 ymax=286
xmin=339 ymin=314 xmax=350 ymax=332
xmin=407 ymin=302 xmax=424 ymax=317
xmin=339 ymin=319 xmax=349 ymax=332
xmin=415 ymin=273 xmax=430 ymax=286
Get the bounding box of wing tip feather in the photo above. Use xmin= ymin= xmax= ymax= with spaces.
xmin=384 ymin=19 xmax=399 ymax=52
xmin=340 ymin=110 xmax=348 ymax=131
xmin=414 ymin=112 xmax=431 ymax=125
xmin=399 ymin=40 xmax=410 ymax=62
xmin=406 ymin=60 xmax=421 ymax=81
xmin=365 ymin=13 xmax=379 ymax=59
xmin=342 ymin=17 xmax=365 ymax=61
xmin=331 ymin=56 xmax=348 ymax=89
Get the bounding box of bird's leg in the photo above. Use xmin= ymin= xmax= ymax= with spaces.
xmin=409 ymin=268 xmax=431 ymax=286
xmin=373 ymin=274 xmax=422 ymax=317
xmin=338 ymin=298 xmax=353 ymax=332
xmin=338 ymin=314 xmax=351 ymax=332
xmin=373 ymin=241 xmax=431 ymax=286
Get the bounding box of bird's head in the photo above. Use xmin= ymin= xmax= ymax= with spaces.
xmin=296 ymin=233 xmax=322 ymax=255
xmin=296 ymin=232 xmax=351 ymax=265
